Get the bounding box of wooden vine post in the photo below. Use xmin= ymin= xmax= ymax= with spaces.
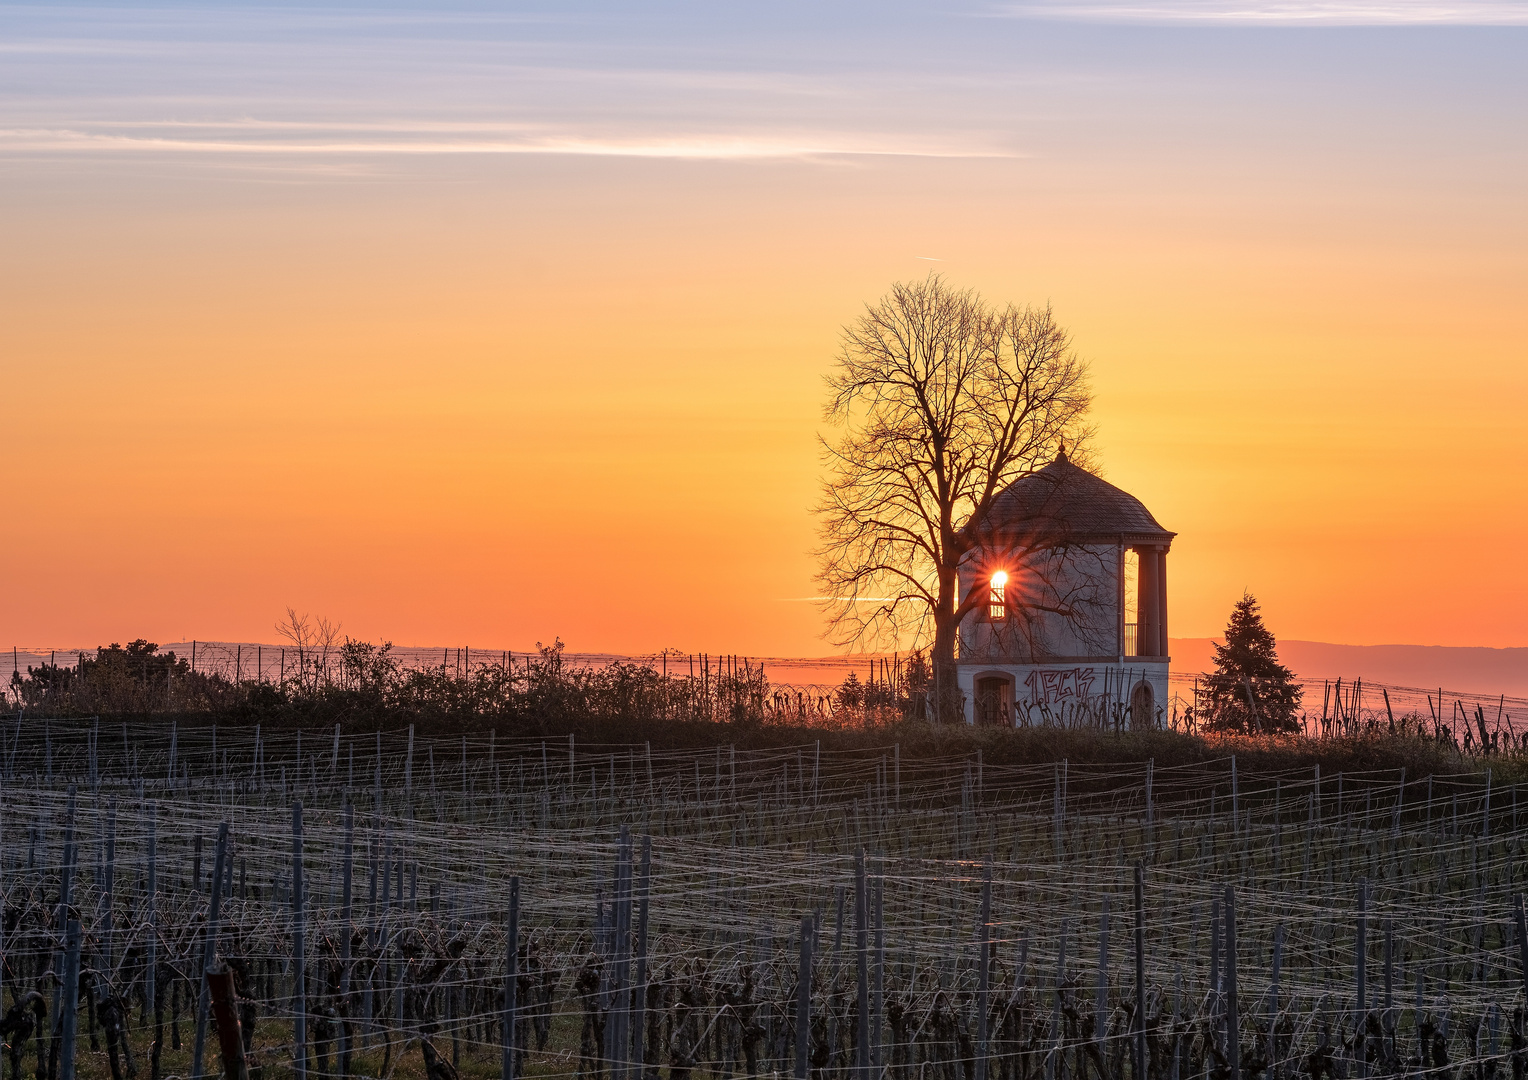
xmin=795 ymin=914 xmax=812 ymax=1080
xmin=1356 ymin=879 xmax=1368 ymax=1080
xmin=1514 ymin=894 xmax=1528 ymax=1001
xmin=632 ymin=836 xmax=652 ymax=1073
xmin=503 ymin=876 xmax=520 ymax=1080
xmin=58 ymin=920 xmax=82 ymax=1080
xmin=976 ymin=863 xmax=992 ymax=1080
xmin=854 ymin=848 xmax=870 ymax=1080
xmin=1134 ymin=863 xmax=1147 ymax=1080
xmin=1224 ymin=885 xmax=1239 ymax=1080
xmin=191 ymin=821 xmax=231 ymax=1080
xmin=292 ymin=801 xmax=307 ymax=1080
xmin=339 ymin=801 xmax=354 ymax=1078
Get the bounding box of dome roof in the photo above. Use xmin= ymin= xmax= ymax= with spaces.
xmin=987 ymin=452 xmax=1173 ymax=541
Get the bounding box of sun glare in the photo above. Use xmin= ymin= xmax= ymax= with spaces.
xmin=988 ymin=570 xmax=1008 ymax=619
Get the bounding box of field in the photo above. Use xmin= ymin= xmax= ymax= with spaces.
xmin=1 ymin=719 xmax=1525 ymax=1080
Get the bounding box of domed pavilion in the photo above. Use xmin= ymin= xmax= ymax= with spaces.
xmin=956 ymin=451 xmax=1174 ymax=728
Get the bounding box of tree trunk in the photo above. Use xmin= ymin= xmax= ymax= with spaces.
xmin=933 ymin=565 xmax=963 ymax=724
xmin=207 ymin=965 xmax=250 ymax=1080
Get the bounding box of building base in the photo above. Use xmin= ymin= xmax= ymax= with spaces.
xmin=956 ymin=660 xmax=1170 ymax=729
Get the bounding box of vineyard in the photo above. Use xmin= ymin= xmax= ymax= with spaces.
xmin=3 ymin=720 xmax=1527 ymax=1080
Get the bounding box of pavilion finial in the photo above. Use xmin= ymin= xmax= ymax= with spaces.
xmin=1056 ymin=438 xmax=1068 ymax=463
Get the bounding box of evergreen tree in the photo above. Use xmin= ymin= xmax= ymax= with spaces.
xmin=1202 ymin=593 xmax=1303 ymax=734
xmin=835 ymin=671 xmax=864 ymax=710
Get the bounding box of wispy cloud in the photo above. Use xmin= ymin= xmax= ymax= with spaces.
xmin=0 ymin=7 xmax=1025 ymax=166
xmin=2 ymin=0 xmax=1518 ymax=182
xmin=1000 ymin=0 xmax=1528 ymax=23
xmin=0 ymin=121 xmax=1016 ymax=161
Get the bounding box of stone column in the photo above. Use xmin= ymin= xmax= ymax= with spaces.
xmin=1117 ymin=543 xmax=1127 ymax=656
xmin=1136 ymin=546 xmax=1159 ymax=657
xmin=1156 ymin=547 xmax=1169 ymax=659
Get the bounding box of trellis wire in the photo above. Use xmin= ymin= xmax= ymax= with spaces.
xmin=0 ymin=721 xmax=1527 ymax=1080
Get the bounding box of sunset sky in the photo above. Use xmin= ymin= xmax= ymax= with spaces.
xmin=3 ymin=1 xmax=1525 ymax=657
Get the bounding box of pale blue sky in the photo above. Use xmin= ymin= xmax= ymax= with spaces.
xmin=3 ymin=2 xmax=1524 ymax=167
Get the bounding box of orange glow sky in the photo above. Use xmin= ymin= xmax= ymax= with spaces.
xmin=2 ymin=4 xmax=1525 ymax=655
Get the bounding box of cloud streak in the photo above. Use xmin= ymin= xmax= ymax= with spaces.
xmin=0 ymin=123 xmax=1016 ymax=161
xmin=2 ymin=1 xmax=1519 ymax=178
xmin=1001 ymin=0 xmax=1528 ymax=24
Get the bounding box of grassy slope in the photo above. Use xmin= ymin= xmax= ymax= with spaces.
xmin=145 ymin=708 xmax=1515 ymax=783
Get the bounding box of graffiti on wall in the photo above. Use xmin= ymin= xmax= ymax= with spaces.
xmin=1022 ymin=667 xmax=1098 ymax=704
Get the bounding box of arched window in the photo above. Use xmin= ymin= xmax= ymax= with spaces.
xmin=988 ymin=570 xmax=1008 ymax=620
xmin=1123 ymin=548 xmax=1139 ymax=655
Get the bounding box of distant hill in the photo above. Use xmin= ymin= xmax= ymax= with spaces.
xmin=1170 ymin=639 xmax=1528 ymax=699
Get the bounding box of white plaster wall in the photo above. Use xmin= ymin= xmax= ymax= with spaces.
xmin=958 ymin=542 xmax=1121 ymax=661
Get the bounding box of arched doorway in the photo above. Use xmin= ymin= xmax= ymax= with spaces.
xmin=1131 ymin=681 xmax=1155 ymax=730
xmin=975 ymin=675 xmax=1013 ymax=727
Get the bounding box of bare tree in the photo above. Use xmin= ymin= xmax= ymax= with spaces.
xmin=816 ymin=276 xmax=1093 ymax=721
xmin=275 ymin=607 xmax=343 ymax=691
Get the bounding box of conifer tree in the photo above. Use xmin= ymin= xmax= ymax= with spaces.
xmin=1202 ymin=593 xmax=1303 ymax=733
xmin=835 ymin=671 xmax=864 ymax=710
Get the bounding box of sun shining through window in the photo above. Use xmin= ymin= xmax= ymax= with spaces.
xmin=988 ymin=570 xmax=1008 ymax=620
